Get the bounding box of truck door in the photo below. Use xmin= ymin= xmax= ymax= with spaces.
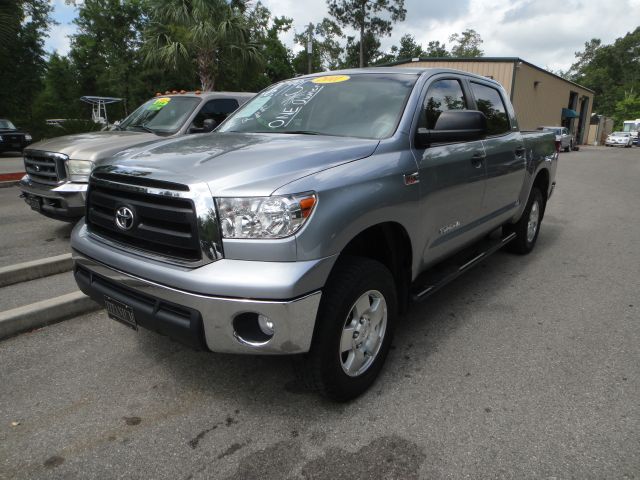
xmin=411 ymin=77 xmax=487 ymax=263
xmin=468 ymin=81 xmax=526 ymax=219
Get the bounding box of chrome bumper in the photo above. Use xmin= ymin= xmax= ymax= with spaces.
xmin=72 ymin=252 xmax=322 ymax=354
xmin=19 ymin=175 xmax=87 ymax=219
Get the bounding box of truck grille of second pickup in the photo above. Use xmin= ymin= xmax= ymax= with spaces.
xmin=86 ymin=178 xmax=203 ymax=263
xmin=24 ymin=151 xmax=64 ymax=185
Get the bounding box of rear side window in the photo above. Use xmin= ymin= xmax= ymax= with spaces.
xmin=422 ymin=79 xmax=467 ymax=129
xmin=470 ymin=83 xmax=510 ymax=135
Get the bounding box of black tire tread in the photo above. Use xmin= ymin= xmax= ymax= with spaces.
xmin=293 ymin=256 xmax=396 ymax=401
xmin=503 ymin=187 xmax=544 ymax=255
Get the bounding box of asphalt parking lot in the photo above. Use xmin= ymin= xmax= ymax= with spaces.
xmin=0 ymin=185 xmax=74 ymax=268
xmin=0 ymin=146 xmax=638 ymax=479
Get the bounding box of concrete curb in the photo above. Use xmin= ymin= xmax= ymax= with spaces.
xmin=0 ymin=180 xmax=19 ymax=188
xmin=0 ymin=253 xmax=73 ymax=287
xmin=0 ymin=291 xmax=101 ymax=340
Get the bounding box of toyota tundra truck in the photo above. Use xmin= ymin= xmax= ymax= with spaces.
xmin=19 ymin=91 xmax=254 ymax=221
xmin=71 ymin=69 xmax=557 ymax=401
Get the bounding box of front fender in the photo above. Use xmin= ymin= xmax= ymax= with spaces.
xmin=276 ymin=145 xmax=421 ymax=268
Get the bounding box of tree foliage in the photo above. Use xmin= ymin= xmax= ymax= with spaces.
xmin=567 ymin=28 xmax=640 ymax=121
xmin=449 ymin=29 xmax=483 ymax=57
xmin=293 ymin=18 xmax=344 ymax=74
xmin=0 ymin=0 xmax=53 ymax=131
xmin=327 ymin=0 xmax=406 ymax=67
xmin=424 ymin=40 xmax=449 ymax=58
xmin=342 ymin=31 xmax=384 ymax=67
xmin=391 ymin=34 xmax=424 ymax=59
xmin=70 ymin=0 xmax=148 ymax=117
xmin=241 ymin=3 xmax=295 ymax=89
xmin=142 ymin=0 xmax=263 ymax=91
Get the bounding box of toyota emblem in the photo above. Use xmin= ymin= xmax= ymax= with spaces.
xmin=115 ymin=206 xmax=135 ymax=231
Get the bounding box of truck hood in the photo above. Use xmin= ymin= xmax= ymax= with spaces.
xmin=98 ymin=132 xmax=380 ymax=196
xmin=26 ymin=131 xmax=161 ymax=162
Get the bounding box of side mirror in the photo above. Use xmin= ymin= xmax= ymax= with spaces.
xmin=416 ymin=110 xmax=487 ymax=147
xmin=190 ymin=118 xmax=217 ymax=134
xmin=202 ymin=118 xmax=217 ymax=132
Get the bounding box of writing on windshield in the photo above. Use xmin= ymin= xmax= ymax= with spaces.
xmin=220 ymin=73 xmax=417 ymax=139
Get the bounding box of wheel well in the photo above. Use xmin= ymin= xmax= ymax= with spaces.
xmin=338 ymin=222 xmax=412 ymax=314
xmin=533 ymin=169 xmax=550 ymax=216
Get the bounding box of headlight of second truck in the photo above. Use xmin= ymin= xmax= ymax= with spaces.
xmin=216 ymin=193 xmax=316 ymax=239
xmin=66 ymin=159 xmax=93 ymax=182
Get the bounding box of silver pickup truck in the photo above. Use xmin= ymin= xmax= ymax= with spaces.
xmin=19 ymin=91 xmax=253 ymax=220
xmin=71 ymin=68 xmax=557 ymax=401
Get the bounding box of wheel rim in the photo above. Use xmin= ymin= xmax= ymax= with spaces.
xmin=527 ymin=200 xmax=540 ymax=243
xmin=339 ymin=290 xmax=388 ymax=377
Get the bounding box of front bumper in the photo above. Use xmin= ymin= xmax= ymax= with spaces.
xmin=19 ymin=175 xmax=87 ymax=220
xmin=0 ymin=140 xmax=30 ymax=152
xmin=73 ymin=251 xmax=322 ymax=354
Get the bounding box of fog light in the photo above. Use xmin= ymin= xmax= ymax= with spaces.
xmin=258 ymin=315 xmax=275 ymax=336
xmin=232 ymin=312 xmax=275 ymax=346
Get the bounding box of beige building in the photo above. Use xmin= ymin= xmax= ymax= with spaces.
xmin=391 ymin=57 xmax=595 ymax=145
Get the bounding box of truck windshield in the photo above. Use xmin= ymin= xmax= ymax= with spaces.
xmin=218 ymin=73 xmax=417 ymax=139
xmin=118 ymin=97 xmax=200 ymax=134
xmin=622 ymin=123 xmax=638 ymax=133
xmin=0 ymin=120 xmax=16 ymax=129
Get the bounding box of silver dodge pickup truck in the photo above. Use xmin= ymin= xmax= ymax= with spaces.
xmin=71 ymin=68 xmax=557 ymax=401
xmin=19 ymin=91 xmax=253 ymax=221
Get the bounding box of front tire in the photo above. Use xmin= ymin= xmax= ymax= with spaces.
xmin=503 ymin=187 xmax=544 ymax=255
xmin=293 ymin=257 xmax=397 ymax=402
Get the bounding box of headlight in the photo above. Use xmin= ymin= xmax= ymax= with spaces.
xmin=24 ymin=134 xmax=32 ymax=141
xmin=216 ymin=193 xmax=316 ymax=239
xmin=66 ymin=159 xmax=93 ymax=182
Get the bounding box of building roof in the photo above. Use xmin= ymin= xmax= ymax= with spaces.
xmin=384 ymin=57 xmax=595 ymax=94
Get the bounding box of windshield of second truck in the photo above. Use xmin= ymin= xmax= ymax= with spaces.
xmin=218 ymin=73 xmax=417 ymax=139
xmin=118 ymin=96 xmax=200 ymax=134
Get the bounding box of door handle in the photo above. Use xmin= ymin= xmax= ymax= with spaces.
xmin=471 ymin=153 xmax=485 ymax=168
xmin=515 ymin=147 xmax=526 ymax=157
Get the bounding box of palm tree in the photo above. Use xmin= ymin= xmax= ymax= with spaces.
xmin=143 ymin=0 xmax=263 ymax=91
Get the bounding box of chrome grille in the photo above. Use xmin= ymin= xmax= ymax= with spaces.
xmin=86 ymin=173 xmax=223 ymax=266
xmin=24 ymin=150 xmax=65 ymax=185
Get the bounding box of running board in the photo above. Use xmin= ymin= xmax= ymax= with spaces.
xmin=411 ymin=232 xmax=516 ymax=302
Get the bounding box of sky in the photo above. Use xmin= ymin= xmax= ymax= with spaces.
xmin=46 ymin=0 xmax=640 ymax=72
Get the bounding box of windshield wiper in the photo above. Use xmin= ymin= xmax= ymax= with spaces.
xmin=279 ymin=130 xmax=322 ymax=135
xmin=129 ymin=123 xmax=157 ymax=134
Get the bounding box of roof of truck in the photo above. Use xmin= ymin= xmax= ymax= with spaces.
xmin=297 ymin=67 xmax=505 ymax=89
xmin=155 ymin=91 xmax=255 ymax=100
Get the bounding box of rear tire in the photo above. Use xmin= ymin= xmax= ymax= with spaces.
xmin=293 ymin=256 xmax=397 ymax=402
xmin=503 ymin=187 xmax=544 ymax=255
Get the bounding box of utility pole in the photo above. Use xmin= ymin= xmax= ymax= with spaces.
xmin=307 ymin=23 xmax=313 ymax=74
xmin=359 ymin=1 xmax=365 ymax=68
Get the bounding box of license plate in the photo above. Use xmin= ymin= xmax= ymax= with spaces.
xmin=27 ymin=196 xmax=41 ymax=212
xmin=11 ymin=143 xmax=20 ymax=148
xmin=104 ymin=295 xmax=137 ymax=330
